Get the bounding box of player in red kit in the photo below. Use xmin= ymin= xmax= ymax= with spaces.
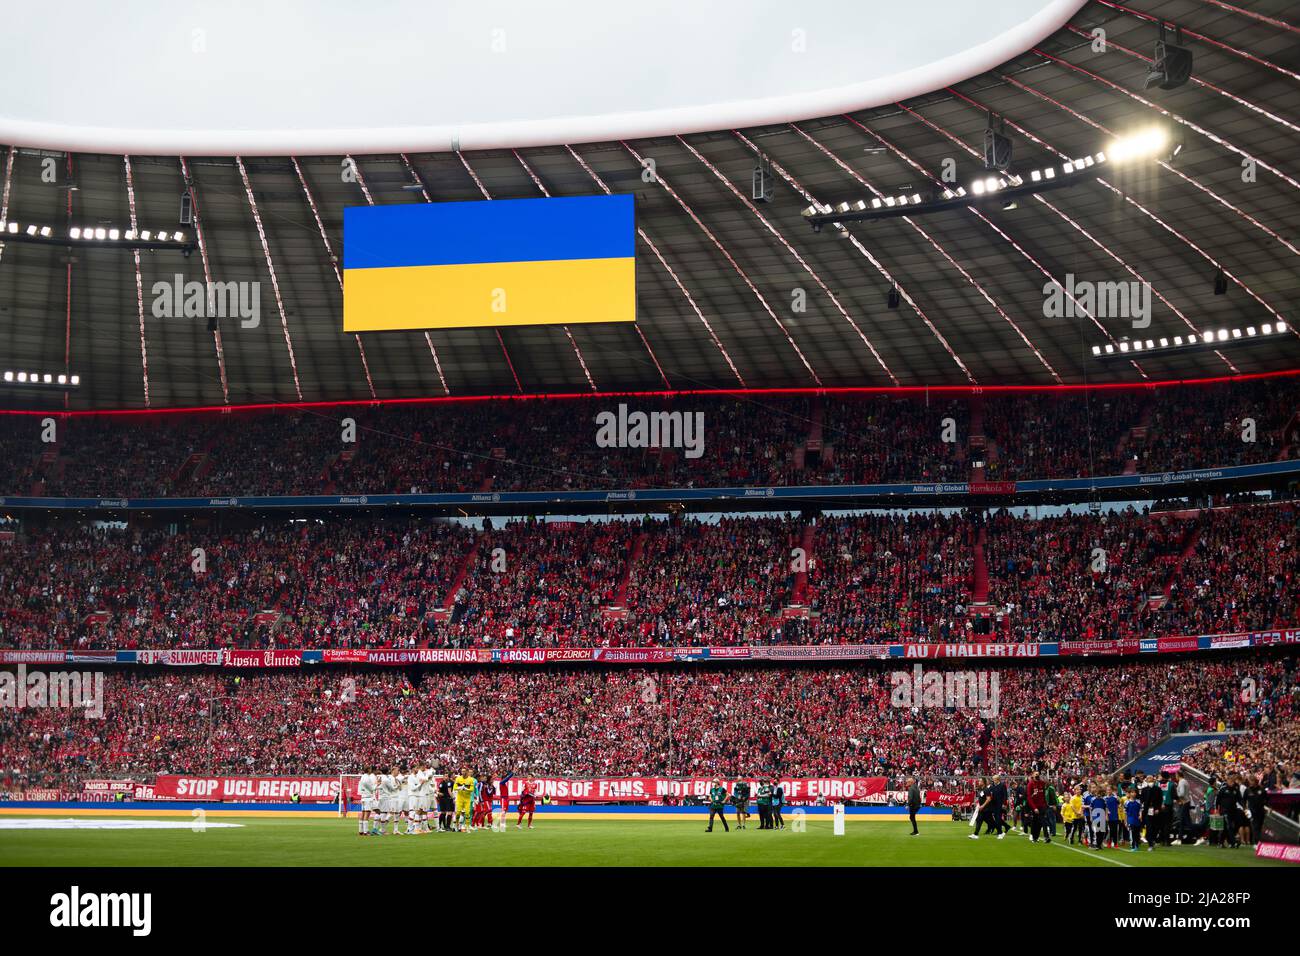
xmin=517 ymin=785 xmax=536 ymax=829
xmin=475 ymin=777 xmax=497 ymax=829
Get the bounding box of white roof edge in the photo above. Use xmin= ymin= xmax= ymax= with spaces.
xmin=0 ymin=0 xmax=1086 ymax=156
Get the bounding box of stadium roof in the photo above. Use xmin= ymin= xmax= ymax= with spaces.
xmin=0 ymin=0 xmax=1297 ymax=409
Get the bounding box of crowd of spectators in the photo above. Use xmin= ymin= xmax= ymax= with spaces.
xmin=981 ymin=392 xmax=1145 ymax=480
xmin=809 ymin=512 xmax=973 ymax=643
xmin=442 ymin=518 xmax=641 ymax=647
xmin=2 ymin=378 xmax=1294 ymax=498
xmin=1134 ymin=379 xmax=1297 ymax=474
xmin=2 ymin=501 xmax=1297 ymax=651
xmin=624 ymin=516 xmax=797 ymax=645
xmin=811 ymin=396 xmax=967 ymax=484
xmin=0 ymin=517 xmax=472 ymax=651
xmin=983 ymin=502 xmax=1298 ymax=643
xmin=1 ymin=653 xmax=1293 ymax=792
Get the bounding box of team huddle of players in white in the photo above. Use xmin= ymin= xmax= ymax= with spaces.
xmin=354 ymin=765 xmax=526 ymax=836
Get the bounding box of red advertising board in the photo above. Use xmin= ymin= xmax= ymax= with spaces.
xmin=1254 ymin=842 xmax=1300 ymax=863
xmin=147 ymin=775 xmax=885 ymax=805
xmin=151 ymin=775 xmax=341 ymax=803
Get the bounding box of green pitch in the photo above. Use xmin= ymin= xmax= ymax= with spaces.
xmin=0 ymin=816 xmax=1287 ymax=867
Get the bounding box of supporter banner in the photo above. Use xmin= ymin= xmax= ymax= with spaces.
xmin=135 ymin=649 xmax=225 ymax=666
xmin=321 ymin=649 xmax=370 ymax=664
xmin=64 ymin=650 xmax=118 ymax=663
xmin=969 ymin=482 xmax=1016 ymax=494
xmin=0 ymin=650 xmax=70 ymax=665
xmin=223 ymin=649 xmax=302 ymax=668
xmin=8 ymin=626 xmax=1294 ymax=671
xmin=1251 ymin=628 xmax=1300 ymax=646
xmin=146 ymin=775 xmax=887 ymax=805
xmin=79 ymin=779 xmax=137 ymax=803
xmin=365 ymin=648 xmax=492 ymax=665
xmin=591 ymin=648 xmax=680 ymax=663
xmin=1209 ymin=634 xmax=1253 ymax=650
xmin=754 ymin=645 xmax=892 ymax=661
xmin=0 ymin=457 xmax=1297 ymax=513
xmin=1058 ymin=639 xmax=1142 ymax=656
xmin=0 ymin=788 xmax=64 ymax=801
xmin=925 ymin=790 xmax=974 ymax=807
xmin=151 ymin=775 xmax=340 ymax=803
xmin=894 ymin=643 xmax=1046 ymax=659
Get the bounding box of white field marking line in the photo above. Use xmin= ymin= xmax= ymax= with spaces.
xmin=0 ymin=818 xmax=245 ymax=830
xmin=1009 ymin=826 xmax=1132 ymax=867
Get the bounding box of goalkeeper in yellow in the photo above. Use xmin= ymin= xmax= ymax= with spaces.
xmin=453 ymin=767 xmax=476 ymax=832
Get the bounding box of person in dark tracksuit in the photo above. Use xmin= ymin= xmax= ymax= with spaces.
xmin=706 ymin=779 xmax=730 ymax=833
xmin=771 ymin=780 xmax=785 ymax=830
xmin=1142 ymin=776 xmax=1165 ymax=850
xmin=906 ymin=777 xmax=922 ymax=835
xmin=969 ymin=779 xmax=993 ymax=838
xmin=988 ymin=774 xmax=1009 ymax=838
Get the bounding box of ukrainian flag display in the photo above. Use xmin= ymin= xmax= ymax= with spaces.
xmin=343 ymin=194 xmax=635 ymax=332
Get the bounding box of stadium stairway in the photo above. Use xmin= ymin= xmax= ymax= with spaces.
xmin=1141 ymin=517 xmax=1204 ymax=612
xmin=790 ymin=523 xmax=815 ymax=606
xmin=321 ymin=448 xmax=356 ymax=493
xmin=800 ymin=402 xmax=825 ymax=472
xmin=607 ymin=530 xmax=647 ymax=613
xmin=1117 ymin=399 xmax=1155 ymax=475
xmin=428 ymin=536 xmax=480 ymax=630
xmin=969 ymin=395 xmax=988 ymax=481
xmin=1274 ymin=411 xmax=1299 ymax=461
xmin=971 ymin=524 xmax=990 ymax=606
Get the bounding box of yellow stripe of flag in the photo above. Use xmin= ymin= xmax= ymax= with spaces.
xmin=344 ymin=257 xmax=635 ymax=332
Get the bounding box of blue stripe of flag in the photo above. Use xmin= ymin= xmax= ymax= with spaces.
xmin=343 ymin=194 xmax=634 ymax=270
